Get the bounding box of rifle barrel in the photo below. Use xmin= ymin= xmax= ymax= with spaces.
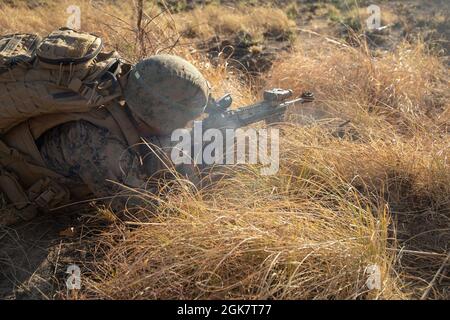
xmin=203 ymin=93 xmax=314 ymax=130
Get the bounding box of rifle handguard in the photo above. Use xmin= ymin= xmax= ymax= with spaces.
xmin=263 ymin=88 xmax=293 ymax=102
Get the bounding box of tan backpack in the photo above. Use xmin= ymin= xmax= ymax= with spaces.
xmin=0 ymin=28 xmax=135 ymax=224
xmin=0 ymin=27 xmax=129 ymax=133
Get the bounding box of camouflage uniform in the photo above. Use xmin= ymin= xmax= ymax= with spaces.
xmin=38 ymin=119 xmax=159 ymax=212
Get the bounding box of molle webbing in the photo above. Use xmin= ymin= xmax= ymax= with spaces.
xmin=0 ymin=138 xmax=69 ymax=211
xmin=0 ymin=28 xmax=128 ymax=133
xmin=0 ymin=28 xmax=136 ymax=214
xmin=0 ymin=33 xmax=40 ymax=71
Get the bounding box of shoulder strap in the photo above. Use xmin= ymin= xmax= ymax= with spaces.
xmin=106 ymin=103 xmax=141 ymax=148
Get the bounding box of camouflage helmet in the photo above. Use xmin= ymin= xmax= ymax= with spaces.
xmin=123 ymin=54 xmax=210 ymax=134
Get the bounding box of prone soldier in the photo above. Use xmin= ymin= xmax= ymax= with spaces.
xmin=0 ymin=28 xmax=313 ymax=226
xmin=0 ymin=29 xmax=210 ymax=225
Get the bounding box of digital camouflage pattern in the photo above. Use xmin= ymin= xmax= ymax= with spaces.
xmin=38 ymin=120 xmax=160 ymax=213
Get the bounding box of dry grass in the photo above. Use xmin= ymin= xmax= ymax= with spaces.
xmin=1 ymin=1 xmax=449 ymax=300
xmin=337 ymin=5 xmax=399 ymax=31
xmin=80 ymin=39 xmax=449 ymax=299
xmin=179 ymin=4 xmax=296 ymax=41
xmin=0 ymin=1 xmax=295 ymax=58
xmin=81 ymin=123 xmax=406 ymax=299
xmin=82 ymin=37 xmax=449 ymax=299
xmin=266 ymin=39 xmax=449 ymax=298
xmin=269 ymin=39 xmax=449 ymax=135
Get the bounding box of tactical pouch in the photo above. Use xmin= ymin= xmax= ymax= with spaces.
xmin=0 ymin=28 xmax=126 ymax=133
xmin=0 ymin=168 xmax=30 ymax=210
xmin=0 ymin=138 xmax=70 ymax=216
xmin=36 ymin=27 xmax=102 ymax=68
xmin=0 ymin=167 xmax=71 ymax=226
xmin=0 ymin=167 xmax=37 ymax=226
xmin=27 ymin=177 xmax=69 ymax=210
xmin=0 ymin=33 xmax=40 ymax=73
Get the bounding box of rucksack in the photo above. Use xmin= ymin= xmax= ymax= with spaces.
xmin=0 ymin=27 xmax=129 ymax=133
xmin=0 ymin=28 xmax=136 ymax=223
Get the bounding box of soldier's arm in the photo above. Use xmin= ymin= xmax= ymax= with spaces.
xmin=38 ymin=120 xmax=150 ymax=213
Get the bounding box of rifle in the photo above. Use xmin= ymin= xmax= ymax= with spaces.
xmin=202 ymin=89 xmax=314 ymax=130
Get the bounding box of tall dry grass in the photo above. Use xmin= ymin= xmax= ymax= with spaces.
xmin=178 ymin=4 xmax=295 ymax=41
xmin=80 ymin=41 xmax=448 ymax=299
xmin=268 ymin=39 xmax=449 ymax=135
xmin=82 ymin=125 xmax=406 ymax=299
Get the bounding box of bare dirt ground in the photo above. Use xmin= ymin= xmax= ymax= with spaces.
xmin=0 ymin=213 xmax=76 ymax=299
xmin=0 ymin=205 xmax=101 ymax=299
